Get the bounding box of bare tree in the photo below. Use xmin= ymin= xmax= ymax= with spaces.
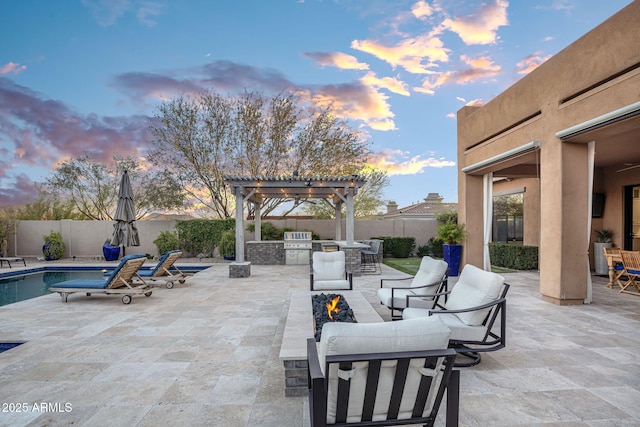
xmin=300 ymin=168 xmax=390 ymax=219
xmin=148 ymin=90 xmax=372 ymax=218
xmin=45 ymin=154 xmax=186 ymax=220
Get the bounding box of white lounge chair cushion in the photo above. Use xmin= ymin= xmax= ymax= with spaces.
xmin=376 ymin=288 xmax=436 ymax=310
xmin=313 ymin=279 xmax=351 ymax=290
xmin=410 ymin=256 xmax=448 ymax=295
xmin=318 ymin=317 xmax=451 ymax=423
xmin=313 ymin=251 xmax=347 ymax=281
xmin=444 ymin=264 xmax=504 ymax=326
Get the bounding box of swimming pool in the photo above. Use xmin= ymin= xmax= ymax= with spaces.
xmin=0 ymin=265 xmax=208 ymax=307
xmin=0 ymin=270 xmax=106 ymax=307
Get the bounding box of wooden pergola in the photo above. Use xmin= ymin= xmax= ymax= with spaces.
xmin=223 ymin=175 xmax=367 ymax=263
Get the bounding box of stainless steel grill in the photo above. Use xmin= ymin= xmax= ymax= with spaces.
xmin=284 ymin=232 xmax=312 ymax=264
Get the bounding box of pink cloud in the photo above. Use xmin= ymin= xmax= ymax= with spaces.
xmin=516 ymin=51 xmax=552 ymax=75
xmin=441 ymin=0 xmax=509 ymax=45
xmin=304 ymin=52 xmax=369 ymax=70
xmin=1 ymin=62 xmax=27 ymax=75
xmin=367 ymin=149 xmax=455 ymax=175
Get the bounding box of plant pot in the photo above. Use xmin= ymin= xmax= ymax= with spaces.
xmin=103 ymin=244 xmax=121 ymax=261
xmin=443 ymin=244 xmax=463 ymax=277
xmin=593 ymin=242 xmax=612 ymax=275
xmin=42 ymin=243 xmax=62 ymax=261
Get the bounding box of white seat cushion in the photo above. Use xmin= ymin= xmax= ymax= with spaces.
xmin=313 ymin=279 xmax=351 ymax=290
xmin=402 ymin=308 xmax=487 ymax=341
xmin=444 ymin=264 xmax=504 ymax=326
xmin=318 ymin=317 xmax=452 ymax=424
xmin=377 ymin=287 xmax=437 ymax=310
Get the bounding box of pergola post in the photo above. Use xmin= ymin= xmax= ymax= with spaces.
xmin=234 ymin=186 xmax=245 ymax=263
xmin=335 ymin=200 xmax=343 ymax=241
xmin=345 ymin=187 xmax=355 ymax=245
xmin=254 ymin=201 xmax=262 ymax=241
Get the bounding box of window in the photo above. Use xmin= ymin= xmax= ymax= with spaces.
xmin=493 ymin=193 xmax=524 ymax=244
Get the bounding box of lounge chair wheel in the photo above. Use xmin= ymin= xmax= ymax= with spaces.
xmin=166 ymin=281 xmax=174 ymax=289
xmin=179 ymin=279 xmax=185 ymax=284
xmin=145 ymin=291 xmax=152 ymax=297
xmin=122 ymin=295 xmax=132 ymax=304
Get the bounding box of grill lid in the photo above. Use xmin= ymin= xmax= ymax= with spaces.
xmin=284 ymin=231 xmax=312 ymax=241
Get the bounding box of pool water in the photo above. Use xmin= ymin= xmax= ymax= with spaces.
xmin=0 ymin=270 xmax=106 ymax=307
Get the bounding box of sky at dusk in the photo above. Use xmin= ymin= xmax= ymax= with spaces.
xmin=0 ymin=0 xmax=634 ymax=212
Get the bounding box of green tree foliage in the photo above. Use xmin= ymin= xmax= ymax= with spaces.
xmin=3 ymin=191 xmax=81 ymax=220
xmin=300 ymin=168 xmax=389 ymax=219
xmin=44 ymin=153 xmax=186 ymax=220
xmin=148 ymin=90 xmax=372 ymax=218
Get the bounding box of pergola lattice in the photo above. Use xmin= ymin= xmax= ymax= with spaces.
xmin=223 ymin=175 xmax=367 ymax=262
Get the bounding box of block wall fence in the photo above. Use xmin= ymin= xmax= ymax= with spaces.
xmin=6 ymin=218 xmax=439 ymax=259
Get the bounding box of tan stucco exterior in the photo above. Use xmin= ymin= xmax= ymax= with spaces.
xmin=457 ymin=2 xmax=640 ymax=305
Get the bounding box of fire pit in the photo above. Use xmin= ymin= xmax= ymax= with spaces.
xmin=280 ymin=290 xmax=382 ymax=397
xmin=312 ymin=293 xmax=356 ymax=341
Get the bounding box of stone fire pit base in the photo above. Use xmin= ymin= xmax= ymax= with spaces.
xmin=279 ymin=290 xmax=383 ymax=397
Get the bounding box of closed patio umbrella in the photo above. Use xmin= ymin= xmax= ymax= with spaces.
xmin=110 ymin=170 xmax=139 ymax=256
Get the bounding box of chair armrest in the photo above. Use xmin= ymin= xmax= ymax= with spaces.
xmin=307 ymin=338 xmax=328 ymax=427
xmin=380 ymin=276 xmax=413 ymax=288
xmin=406 ymin=289 xmax=451 ymax=307
xmin=428 ymin=297 xmax=507 ymax=316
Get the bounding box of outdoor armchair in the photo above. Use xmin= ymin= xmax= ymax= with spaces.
xmin=403 ymin=264 xmax=509 ymax=367
xmin=377 ymin=256 xmax=448 ymax=320
xmin=307 ymin=316 xmax=459 ymax=427
xmin=310 ymin=251 xmax=353 ymax=291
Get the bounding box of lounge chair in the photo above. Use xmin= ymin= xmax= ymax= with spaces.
xmin=377 ymin=256 xmax=448 ymax=320
xmin=307 ymin=316 xmax=459 ymax=427
xmin=49 ymin=253 xmax=151 ymax=304
xmin=0 ymin=257 xmax=26 ymax=268
xmin=310 ymin=251 xmax=353 ymax=291
xmin=136 ymin=250 xmax=188 ymax=289
xmin=403 ymin=264 xmax=509 ymax=367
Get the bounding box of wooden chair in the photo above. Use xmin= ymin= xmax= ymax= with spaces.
xmin=403 ymin=264 xmax=509 ymax=367
xmin=377 ymin=256 xmax=449 ymax=320
xmin=307 ymin=317 xmax=459 ymax=427
xmin=603 ymin=247 xmax=625 ymax=289
xmin=619 ymin=250 xmax=640 ymax=296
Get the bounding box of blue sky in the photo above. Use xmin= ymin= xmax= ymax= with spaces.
xmin=0 ymin=0 xmax=633 ymax=212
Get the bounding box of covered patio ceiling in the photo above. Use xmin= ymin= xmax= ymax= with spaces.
xmin=492 ymin=107 xmax=640 ymax=179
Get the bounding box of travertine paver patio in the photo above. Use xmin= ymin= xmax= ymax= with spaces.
xmin=0 ymin=260 xmax=639 ymax=426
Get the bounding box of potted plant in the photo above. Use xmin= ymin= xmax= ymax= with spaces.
xmin=435 ymin=222 xmax=468 ymax=277
xmin=42 ymin=230 xmax=66 ymax=261
xmin=219 ymin=229 xmax=236 ymax=261
xmin=102 ymin=239 xmax=121 ymax=261
xmin=593 ymin=229 xmax=613 ymax=275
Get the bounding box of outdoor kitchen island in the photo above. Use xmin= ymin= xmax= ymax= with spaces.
xmin=279 ymin=290 xmax=383 ymax=397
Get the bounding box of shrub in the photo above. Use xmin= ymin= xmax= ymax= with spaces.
xmin=219 ymin=229 xmax=236 ymax=259
xmin=43 ymin=230 xmax=65 ymax=260
xmin=373 ymin=236 xmax=415 ymax=258
xmin=153 ymin=230 xmax=180 ymax=255
xmin=176 ymin=219 xmax=235 ymax=257
xmin=417 ymin=237 xmax=443 ymax=258
xmin=489 ymin=243 xmax=538 ymax=270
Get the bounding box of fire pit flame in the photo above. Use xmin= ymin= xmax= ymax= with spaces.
xmin=326 ymin=296 xmax=341 ymax=320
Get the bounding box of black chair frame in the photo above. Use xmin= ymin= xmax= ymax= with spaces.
xmin=307 ymin=338 xmax=460 ymax=427
xmin=420 ymin=283 xmax=510 ymax=367
xmin=380 ymin=276 xmax=448 ymax=320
